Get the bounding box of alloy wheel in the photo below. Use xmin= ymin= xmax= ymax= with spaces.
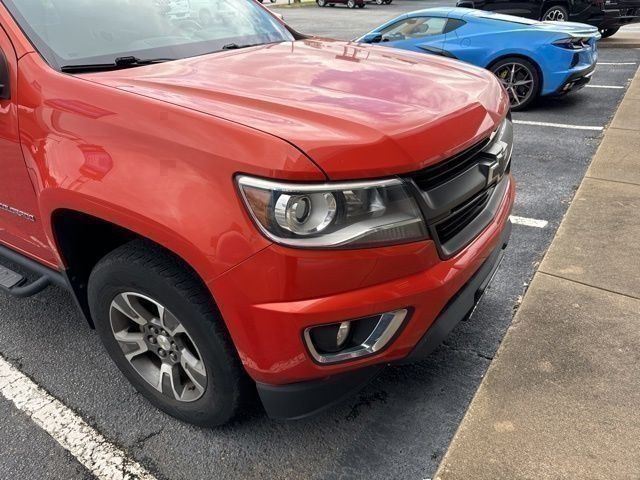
xmin=543 ymin=8 xmax=566 ymax=21
xmin=494 ymin=62 xmax=535 ymax=108
xmin=347 ymin=0 xmax=356 ymax=8
xmin=109 ymin=292 xmax=207 ymax=402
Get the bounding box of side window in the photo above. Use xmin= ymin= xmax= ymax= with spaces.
xmin=380 ymin=17 xmax=448 ymax=41
xmin=444 ymin=19 xmax=467 ymax=34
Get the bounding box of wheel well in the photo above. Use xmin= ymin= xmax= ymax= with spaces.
xmin=51 ymin=210 xmax=207 ymax=329
xmin=487 ymin=54 xmax=544 ymax=96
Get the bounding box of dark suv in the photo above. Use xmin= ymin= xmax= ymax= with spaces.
xmin=457 ymin=0 xmax=640 ymax=37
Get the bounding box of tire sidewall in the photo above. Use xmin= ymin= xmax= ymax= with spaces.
xmin=88 ymin=260 xmax=238 ymax=426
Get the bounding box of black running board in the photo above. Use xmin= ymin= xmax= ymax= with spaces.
xmin=0 ymin=244 xmax=67 ymax=298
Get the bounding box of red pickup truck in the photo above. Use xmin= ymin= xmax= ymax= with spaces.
xmin=0 ymin=0 xmax=514 ymax=425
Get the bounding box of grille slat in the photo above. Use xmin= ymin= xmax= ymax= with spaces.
xmin=413 ymin=139 xmax=490 ymax=191
xmin=435 ymin=189 xmax=493 ymax=244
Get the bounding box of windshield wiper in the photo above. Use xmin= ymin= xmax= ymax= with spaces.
xmin=61 ymin=56 xmax=175 ymax=73
xmin=222 ymin=43 xmax=260 ymax=50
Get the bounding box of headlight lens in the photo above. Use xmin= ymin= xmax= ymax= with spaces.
xmin=237 ymin=176 xmax=428 ymax=248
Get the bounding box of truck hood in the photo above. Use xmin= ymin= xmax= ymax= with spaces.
xmin=86 ymin=39 xmax=508 ymax=179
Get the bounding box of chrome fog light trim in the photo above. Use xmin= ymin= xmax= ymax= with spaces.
xmin=304 ymin=309 xmax=409 ymax=364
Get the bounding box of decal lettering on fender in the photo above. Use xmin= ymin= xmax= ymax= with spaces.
xmin=0 ymin=202 xmax=36 ymax=222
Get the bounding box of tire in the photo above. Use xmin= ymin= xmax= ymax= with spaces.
xmin=385 ymin=0 xmax=393 ymax=4
xmin=541 ymin=4 xmax=569 ymax=21
xmin=347 ymin=0 xmax=357 ymax=8
xmin=490 ymin=57 xmax=540 ymax=111
xmin=88 ymin=240 xmax=249 ymax=427
xmin=317 ymin=0 xmax=326 ymax=6
xmin=599 ymin=27 xmax=620 ymax=38
xmin=358 ymin=3 xmax=365 ymax=7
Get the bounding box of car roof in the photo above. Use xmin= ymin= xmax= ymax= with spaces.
xmin=457 ymin=8 xmax=541 ymax=23
xmin=406 ymin=7 xmax=540 ymax=23
xmin=405 ymin=7 xmax=457 ymax=18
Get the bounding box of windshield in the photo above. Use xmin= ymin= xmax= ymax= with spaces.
xmin=3 ymin=0 xmax=295 ymax=70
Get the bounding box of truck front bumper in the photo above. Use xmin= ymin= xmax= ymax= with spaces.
xmin=257 ymin=220 xmax=511 ymax=420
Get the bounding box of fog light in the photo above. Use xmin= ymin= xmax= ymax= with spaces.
xmin=304 ymin=309 xmax=409 ymax=364
xmin=336 ymin=322 xmax=351 ymax=347
xmin=309 ymin=321 xmax=352 ymax=354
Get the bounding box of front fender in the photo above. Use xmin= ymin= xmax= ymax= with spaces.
xmin=17 ymin=53 xmax=326 ymax=286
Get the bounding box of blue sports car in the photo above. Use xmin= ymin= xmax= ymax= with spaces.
xmin=358 ymin=8 xmax=600 ymax=110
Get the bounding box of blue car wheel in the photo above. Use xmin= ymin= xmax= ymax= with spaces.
xmin=490 ymin=57 xmax=540 ymax=110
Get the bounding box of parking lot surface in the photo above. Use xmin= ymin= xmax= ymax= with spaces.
xmin=0 ymin=2 xmax=638 ymax=479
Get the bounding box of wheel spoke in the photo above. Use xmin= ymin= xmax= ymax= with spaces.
xmin=113 ymin=293 xmax=166 ymax=326
xmin=161 ymin=309 xmax=186 ymax=336
xmin=114 ymin=331 xmax=148 ymax=361
xmin=157 ymin=363 xmax=182 ymax=400
xmin=111 ymin=294 xmax=147 ymax=326
xmin=509 ymin=87 xmax=521 ymax=105
xmin=180 ymin=350 xmax=207 ymax=393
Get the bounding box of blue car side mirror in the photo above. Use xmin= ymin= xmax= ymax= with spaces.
xmin=361 ymin=33 xmax=383 ymax=44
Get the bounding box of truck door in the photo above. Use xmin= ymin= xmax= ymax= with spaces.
xmin=0 ymin=27 xmax=57 ymax=266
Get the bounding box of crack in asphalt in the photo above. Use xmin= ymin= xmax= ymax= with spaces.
xmin=440 ymin=342 xmax=494 ymax=361
xmin=134 ymin=427 xmax=166 ymax=448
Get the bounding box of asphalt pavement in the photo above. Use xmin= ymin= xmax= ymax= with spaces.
xmin=0 ymin=3 xmax=638 ymax=479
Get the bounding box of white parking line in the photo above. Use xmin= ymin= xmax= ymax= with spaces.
xmin=585 ymin=85 xmax=625 ymax=89
xmin=597 ymin=62 xmax=637 ymax=65
xmin=0 ymin=355 xmax=157 ymax=480
xmin=510 ymin=216 xmax=548 ymax=228
xmin=513 ymin=119 xmax=603 ymax=131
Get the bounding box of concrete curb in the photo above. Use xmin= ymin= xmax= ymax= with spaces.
xmin=433 ymin=50 xmax=640 ymax=480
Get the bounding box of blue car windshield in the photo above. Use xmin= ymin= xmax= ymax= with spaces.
xmin=3 ymin=0 xmax=294 ymax=70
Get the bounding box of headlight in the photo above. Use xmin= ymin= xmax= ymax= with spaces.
xmin=237 ymin=176 xmax=428 ymax=248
